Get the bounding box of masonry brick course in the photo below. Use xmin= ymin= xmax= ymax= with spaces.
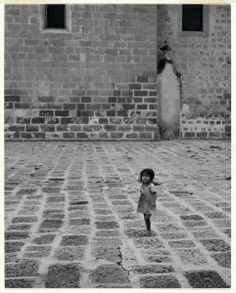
xmin=4 ymin=4 xmax=230 ymax=140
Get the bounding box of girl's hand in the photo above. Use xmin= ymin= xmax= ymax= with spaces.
xmin=153 ymin=179 xmax=161 ymax=186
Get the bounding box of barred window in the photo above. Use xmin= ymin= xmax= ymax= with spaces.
xmin=182 ymin=5 xmax=203 ymax=32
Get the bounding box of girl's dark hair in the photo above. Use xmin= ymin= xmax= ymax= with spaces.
xmin=139 ymin=168 xmax=155 ymax=182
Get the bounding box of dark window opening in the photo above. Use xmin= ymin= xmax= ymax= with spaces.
xmin=182 ymin=5 xmax=203 ymax=31
xmin=45 ymin=5 xmax=65 ymax=29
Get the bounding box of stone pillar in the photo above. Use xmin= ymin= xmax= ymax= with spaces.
xmin=157 ymin=42 xmax=181 ymax=139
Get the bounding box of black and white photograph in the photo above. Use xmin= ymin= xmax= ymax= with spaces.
xmin=2 ymin=1 xmax=232 ymax=289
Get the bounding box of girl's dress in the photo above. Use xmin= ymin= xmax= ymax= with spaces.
xmin=137 ymin=183 xmax=157 ymax=214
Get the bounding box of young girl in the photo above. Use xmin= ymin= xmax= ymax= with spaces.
xmin=137 ymin=168 xmax=159 ymax=235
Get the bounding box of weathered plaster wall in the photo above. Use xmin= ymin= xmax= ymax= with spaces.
xmin=158 ymin=63 xmax=180 ymax=138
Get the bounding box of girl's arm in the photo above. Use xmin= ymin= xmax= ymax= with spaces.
xmin=150 ymin=183 xmax=157 ymax=193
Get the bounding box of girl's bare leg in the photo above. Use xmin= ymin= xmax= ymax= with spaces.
xmin=144 ymin=214 xmax=151 ymax=231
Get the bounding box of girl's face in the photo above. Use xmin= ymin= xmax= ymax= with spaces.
xmin=141 ymin=172 xmax=151 ymax=184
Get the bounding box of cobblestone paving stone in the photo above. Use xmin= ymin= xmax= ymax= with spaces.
xmin=4 ymin=140 xmax=231 ymax=288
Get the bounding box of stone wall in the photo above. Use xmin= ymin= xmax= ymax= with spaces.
xmin=5 ymin=75 xmax=159 ymax=140
xmin=157 ymin=4 xmax=231 ymax=139
xmin=4 ymin=4 xmax=159 ymax=140
xmin=4 ymin=4 xmax=231 ymax=140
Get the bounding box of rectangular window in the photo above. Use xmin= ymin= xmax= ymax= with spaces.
xmin=45 ymin=5 xmax=66 ymax=29
xmin=182 ymin=5 xmax=203 ymax=32
xmin=179 ymin=5 xmax=209 ymax=36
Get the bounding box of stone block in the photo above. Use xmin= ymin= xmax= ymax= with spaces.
xmin=26 ymin=125 xmax=39 ymax=132
xmin=32 ymin=117 xmax=45 ymax=124
xmin=139 ymin=275 xmax=181 ymax=288
xmin=7 ymin=224 xmax=32 ymax=231
xmin=12 ymin=216 xmax=38 ymax=223
xmin=200 ymin=239 xmax=230 ymax=252
xmin=5 ymin=231 xmax=29 ymax=240
xmin=33 ymin=234 xmax=56 ymax=244
xmin=134 ymin=90 xmax=148 ymax=96
xmin=70 ymin=125 xmax=81 ymax=131
xmin=111 ymin=132 xmax=123 ymax=139
xmin=63 ymin=103 xmax=76 ymax=109
xmin=197 ymin=132 xmax=208 ymax=138
xmin=5 ymin=241 xmax=25 ymax=253
xmin=184 ymin=132 xmax=195 ymax=138
xmin=5 ymin=260 xmax=39 ymax=278
xmin=5 ymin=96 xmax=20 ymax=102
xmin=126 ymin=133 xmax=138 ymax=139
xmin=204 ymin=212 xmax=228 ymax=219
xmin=168 ymin=240 xmax=196 ymax=248
xmin=54 ymin=247 xmax=85 ymax=261
xmin=38 ymin=220 xmax=63 ymax=231
xmin=8 ymin=125 xmax=25 ymax=132
xmin=15 ymin=103 xmax=30 ymax=109
xmin=39 ymin=110 xmax=54 ymax=117
xmin=108 ymin=97 xmax=117 ymax=102
xmin=38 ymin=96 xmax=55 ymax=102
xmin=123 ymin=104 xmax=135 ymax=110
xmin=223 ymin=93 xmax=230 ymax=99
xmin=134 ymin=97 xmax=143 ymax=103
xmin=89 ymin=265 xmax=129 ymax=284
xmin=47 ymin=103 xmax=62 ymax=109
xmin=133 ymin=265 xmax=174 ymax=274
xmin=61 ymin=118 xmax=74 ymax=124
xmin=77 ymin=132 xmax=88 ymax=138
xmin=122 ymin=90 xmax=133 ymax=96
xmin=55 ymin=110 xmax=69 ymax=117
xmin=99 ymin=118 xmax=108 ymax=124
xmin=129 ymin=83 xmax=142 ymax=90
xmin=21 ymin=132 xmax=32 ymax=139
xmin=47 ymin=118 xmax=60 ymax=124
xmin=137 ymin=104 xmax=148 ymax=109
xmin=211 ymin=251 xmax=231 ymax=268
xmin=140 ymin=132 xmax=152 ymax=139
xmin=104 ymin=125 xmax=117 ymax=131
xmin=24 ymin=245 xmax=52 ymax=257
xmin=95 ymin=230 xmax=120 ymax=237
xmin=56 ymin=125 xmax=67 ymax=131
xmin=209 ymin=132 xmax=220 ymax=138
xmin=118 ymin=125 xmax=131 ymax=131
xmin=82 ymin=110 xmax=94 ymax=117
xmin=184 ymin=270 xmax=228 ymax=288
xmin=95 ymin=221 xmax=119 ymax=229
xmin=77 ymin=104 xmax=85 ymax=110
xmin=175 ymin=248 xmax=208 ymax=265
xmin=63 ymin=132 xmax=75 ymax=139
xmin=144 ymin=97 xmax=157 ymax=103
xmin=117 ymin=110 xmax=128 ymax=117
xmin=60 ymin=235 xmax=89 ymax=246
xmin=81 ymin=96 xmax=92 ymax=103
xmin=44 ymin=264 xmax=81 ymax=288
xmin=92 ymin=246 xmax=121 ymax=263
xmin=4 ymin=102 xmax=13 ymax=109
xmin=69 ymin=218 xmax=90 ymax=225
xmin=5 ymin=278 xmax=36 ymax=288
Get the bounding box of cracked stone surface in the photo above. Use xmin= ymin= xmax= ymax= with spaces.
xmin=89 ymin=265 xmax=130 ymax=284
xmin=4 ymin=141 xmax=231 ymax=288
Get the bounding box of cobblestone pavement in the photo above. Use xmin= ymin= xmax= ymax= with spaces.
xmin=4 ymin=140 xmax=231 ymax=288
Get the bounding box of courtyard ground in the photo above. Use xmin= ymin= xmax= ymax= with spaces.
xmin=4 ymin=140 xmax=231 ymax=288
